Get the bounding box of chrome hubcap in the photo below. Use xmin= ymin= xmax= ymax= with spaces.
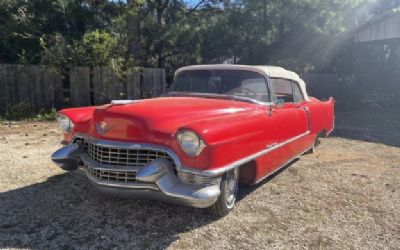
xmin=225 ymin=168 xmax=238 ymax=208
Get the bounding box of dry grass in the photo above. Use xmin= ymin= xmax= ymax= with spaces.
xmin=0 ymin=116 xmax=399 ymax=249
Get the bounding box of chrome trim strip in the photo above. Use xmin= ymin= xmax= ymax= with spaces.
xmin=302 ymin=107 xmax=312 ymax=131
xmin=110 ymin=100 xmax=139 ymax=105
xmin=166 ymin=92 xmax=273 ymax=106
xmin=187 ymin=130 xmax=311 ymax=176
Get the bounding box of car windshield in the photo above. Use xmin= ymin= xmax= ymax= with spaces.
xmin=168 ymin=69 xmax=270 ymax=103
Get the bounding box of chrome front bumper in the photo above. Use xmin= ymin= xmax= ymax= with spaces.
xmin=51 ymin=143 xmax=220 ymax=208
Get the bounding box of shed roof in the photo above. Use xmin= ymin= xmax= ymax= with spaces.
xmin=341 ymin=8 xmax=400 ymax=43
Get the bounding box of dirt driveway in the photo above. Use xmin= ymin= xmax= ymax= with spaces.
xmin=0 ymin=111 xmax=399 ymax=249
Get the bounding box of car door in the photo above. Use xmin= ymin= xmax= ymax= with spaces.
xmin=269 ymin=78 xmax=311 ymax=164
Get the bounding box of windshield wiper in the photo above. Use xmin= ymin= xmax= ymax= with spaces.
xmin=165 ymin=92 xmax=262 ymax=104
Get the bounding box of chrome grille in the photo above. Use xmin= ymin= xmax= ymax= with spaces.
xmin=73 ymin=137 xmax=176 ymax=168
xmin=85 ymin=165 xmax=137 ymax=183
xmin=74 ymin=138 xmax=88 ymax=151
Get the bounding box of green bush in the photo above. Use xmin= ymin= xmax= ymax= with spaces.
xmin=33 ymin=108 xmax=58 ymax=121
xmin=2 ymin=103 xmax=32 ymax=120
xmin=1 ymin=103 xmax=57 ymax=121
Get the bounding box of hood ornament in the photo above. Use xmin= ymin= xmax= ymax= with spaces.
xmin=96 ymin=121 xmax=114 ymax=135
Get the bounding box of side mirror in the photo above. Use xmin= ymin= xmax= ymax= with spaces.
xmin=275 ymin=98 xmax=285 ymax=107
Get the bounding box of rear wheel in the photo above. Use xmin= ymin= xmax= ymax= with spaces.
xmin=306 ymin=133 xmax=322 ymax=154
xmin=207 ymin=168 xmax=239 ymax=217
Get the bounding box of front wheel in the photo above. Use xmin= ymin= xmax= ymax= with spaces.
xmin=207 ymin=168 xmax=239 ymax=217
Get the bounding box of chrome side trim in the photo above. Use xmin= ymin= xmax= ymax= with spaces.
xmin=110 ymin=100 xmax=139 ymax=105
xmin=302 ymin=107 xmax=312 ymax=131
xmin=187 ymin=130 xmax=311 ymax=176
xmin=166 ymin=92 xmax=273 ymax=106
xmin=254 ymin=146 xmax=312 ymax=184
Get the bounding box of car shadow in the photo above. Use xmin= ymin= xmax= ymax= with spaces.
xmin=0 ymin=171 xmax=217 ymax=249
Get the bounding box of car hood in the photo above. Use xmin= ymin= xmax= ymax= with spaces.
xmin=90 ymin=97 xmax=254 ymax=142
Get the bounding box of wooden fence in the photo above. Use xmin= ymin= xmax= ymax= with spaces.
xmin=2 ymin=65 xmax=396 ymax=114
xmin=0 ymin=65 xmax=166 ymax=114
xmin=302 ymin=73 xmax=400 ymax=110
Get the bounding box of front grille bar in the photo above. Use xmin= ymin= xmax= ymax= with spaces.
xmin=74 ymin=137 xmax=177 ymax=184
xmin=85 ymin=165 xmax=138 ymax=183
xmin=73 ymin=137 xmax=176 ymax=169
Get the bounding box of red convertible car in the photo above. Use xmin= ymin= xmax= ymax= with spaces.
xmin=52 ymin=65 xmax=334 ymax=216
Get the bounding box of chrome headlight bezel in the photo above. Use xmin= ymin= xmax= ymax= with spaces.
xmin=57 ymin=114 xmax=74 ymax=133
xmin=176 ymin=130 xmax=206 ymax=157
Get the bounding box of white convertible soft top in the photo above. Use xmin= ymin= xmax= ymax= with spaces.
xmin=175 ymin=64 xmax=309 ymax=101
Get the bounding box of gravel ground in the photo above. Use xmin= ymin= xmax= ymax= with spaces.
xmin=0 ymin=112 xmax=399 ymax=249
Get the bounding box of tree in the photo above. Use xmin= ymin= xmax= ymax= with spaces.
xmin=0 ymin=0 xmax=382 ymax=74
xmin=127 ymin=0 xmax=142 ymax=64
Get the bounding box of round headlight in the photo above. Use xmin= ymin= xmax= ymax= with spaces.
xmin=177 ymin=130 xmax=205 ymax=157
xmin=57 ymin=114 xmax=74 ymax=133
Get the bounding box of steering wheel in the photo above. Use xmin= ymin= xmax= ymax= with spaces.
xmin=239 ymin=86 xmax=257 ymax=96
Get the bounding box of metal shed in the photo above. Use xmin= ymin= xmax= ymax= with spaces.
xmin=352 ymin=8 xmax=400 ymax=43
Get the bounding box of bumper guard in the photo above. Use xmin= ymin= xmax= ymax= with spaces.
xmin=51 ymin=144 xmax=220 ymax=208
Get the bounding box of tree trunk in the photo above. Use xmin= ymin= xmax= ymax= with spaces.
xmin=262 ymin=0 xmax=268 ymax=32
xmin=156 ymin=3 xmax=164 ymax=68
xmin=127 ymin=0 xmax=142 ymax=64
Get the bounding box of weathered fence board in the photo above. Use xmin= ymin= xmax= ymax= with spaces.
xmin=70 ymin=67 xmax=91 ymax=106
xmin=52 ymin=71 xmax=64 ymax=109
xmin=0 ymin=64 xmax=6 ymax=113
xmin=4 ymin=65 xmax=18 ymax=106
xmin=143 ymin=68 xmax=166 ymax=98
xmin=127 ymin=73 xmax=141 ymax=99
xmin=41 ymin=68 xmax=62 ymax=110
xmin=34 ymin=66 xmax=48 ymax=110
xmin=93 ymin=67 xmax=125 ymax=104
xmin=126 ymin=68 xmax=166 ymax=99
xmin=17 ymin=65 xmax=30 ymax=107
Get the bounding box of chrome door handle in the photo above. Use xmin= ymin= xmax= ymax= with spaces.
xmin=267 ymin=143 xmax=278 ymax=149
